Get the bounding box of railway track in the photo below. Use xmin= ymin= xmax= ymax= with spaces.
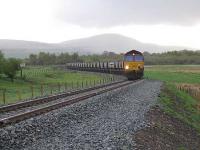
xmin=0 ymin=79 xmax=144 ymax=127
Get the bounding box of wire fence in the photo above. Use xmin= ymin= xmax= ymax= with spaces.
xmin=176 ymin=83 xmax=200 ymax=101
xmin=0 ymin=76 xmax=120 ymax=105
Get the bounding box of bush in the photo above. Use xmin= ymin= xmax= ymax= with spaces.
xmin=3 ymin=58 xmax=20 ymax=82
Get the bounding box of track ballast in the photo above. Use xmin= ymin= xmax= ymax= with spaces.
xmin=0 ymin=79 xmax=144 ymax=127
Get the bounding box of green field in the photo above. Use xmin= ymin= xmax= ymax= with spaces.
xmin=0 ymin=66 xmax=110 ymax=104
xmin=145 ymin=65 xmax=200 ymax=83
xmin=145 ymin=65 xmax=200 ymax=133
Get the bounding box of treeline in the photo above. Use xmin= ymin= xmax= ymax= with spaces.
xmin=144 ymin=50 xmax=200 ymax=65
xmin=26 ymin=50 xmax=200 ymax=65
xmin=27 ymin=52 xmax=81 ymax=65
xmin=0 ymin=51 xmax=21 ymax=81
xmin=26 ymin=51 xmax=123 ymax=65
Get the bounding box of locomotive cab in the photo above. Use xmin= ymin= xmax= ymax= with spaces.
xmin=123 ymin=50 xmax=144 ymax=80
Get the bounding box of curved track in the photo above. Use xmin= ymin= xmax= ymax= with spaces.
xmin=0 ymin=79 xmax=144 ymax=127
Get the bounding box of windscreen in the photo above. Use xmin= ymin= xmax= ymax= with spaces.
xmin=124 ymin=55 xmax=144 ymax=62
xmin=134 ymin=55 xmax=144 ymax=61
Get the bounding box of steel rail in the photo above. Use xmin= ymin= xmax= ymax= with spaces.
xmin=0 ymin=79 xmax=144 ymax=127
xmin=0 ymin=80 xmax=127 ymax=113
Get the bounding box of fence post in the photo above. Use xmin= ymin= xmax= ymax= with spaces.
xmin=81 ymin=81 xmax=83 ymax=89
xmin=17 ymin=90 xmax=21 ymax=100
xmin=40 ymin=84 xmax=44 ymax=96
xmin=58 ymin=83 xmax=61 ymax=92
xmin=3 ymin=89 xmax=6 ymax=104
xmin=30 ymin=85 xmax=34 ymax=98
xmin=50 ymin=84 xmax=53 ymax=94
xmin=72 ymin=82 xmax=74 ymax=89
xmin=77 ymin=81 xmax=79 ymax=89
xmin=64 ymin=82 xmax=67 ymax=91
xmin=86 ymin=80 xmax=88 ymax=88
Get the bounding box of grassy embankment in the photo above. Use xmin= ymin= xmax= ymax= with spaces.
xmin=0 ymin=66 xmax=107 ymax=104
xmin=145 ymin=65 xmax=200 ymax=133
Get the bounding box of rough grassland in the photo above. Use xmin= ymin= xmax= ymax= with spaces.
xmin=144 ymin=65 xmax=200 ymax=133
xmin=145 ymin=65 xmax=200 ymax=84
xmin=133 ymin=65 xmax=200 ymax=149
xmin=0 ymin=66 xmax=105 ymax=104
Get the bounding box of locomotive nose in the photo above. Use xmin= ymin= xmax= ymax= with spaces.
xmin=138 ymin=65 xmax=144 ymax=70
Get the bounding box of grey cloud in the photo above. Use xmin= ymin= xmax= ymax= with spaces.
xmin=59 ymin=0 xmax=200 ymax=27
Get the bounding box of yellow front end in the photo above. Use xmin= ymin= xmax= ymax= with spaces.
xmin=124 ymin=61 xmax=144 ymax=79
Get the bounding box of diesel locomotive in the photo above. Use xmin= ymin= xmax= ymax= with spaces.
xmin=123 ymin=50 xmax=144 ymax=80
xmin=66 ymin=50 xmax=144 ymax=80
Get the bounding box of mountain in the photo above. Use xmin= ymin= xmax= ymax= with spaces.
xmin=61 ymin=34 xmax=188 ymax=53
xmin=0 ymin=39 xmax=64 ymax=58
xmin=0 ymin=34 xmax=189 ymax=58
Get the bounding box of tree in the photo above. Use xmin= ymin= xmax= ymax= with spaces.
xmin=3 ymin=58 xmax=20 ymax=82
xmin=0 ymin=50 xmax=4 ymax=74
xmin=72 ymin=53 xmax=79 ymax=62
xmin=29 ymin=54 xmax=38 ymax=65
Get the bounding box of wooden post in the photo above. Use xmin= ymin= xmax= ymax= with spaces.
xmin=30 ymin=85 xmax=34 ymax=98
xmin=77 ymin=81 xmax=79 ymax=89
xmin=40 ymin=84 xmax=44 ymax=96
xmin=50 ymin=84 xmax=53 ymax=94
xmin=81 ymin=81 xmax=83 ymax=88
xmin=86 ymin=80 xmax=88 ymax=88
xmin=3 ymin=89 xmax=6 ymax=104
xmin=65 ymin=82 xmax=67 ymax=91
xmin=72 ymin=82 xmax=74 ymax=89
xmin=58 ymin=83 xmax=61 ymax=92
xmin=17 ymin=90 xmax=21 ymax=100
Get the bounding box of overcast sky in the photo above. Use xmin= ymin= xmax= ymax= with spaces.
xmin=0 ymin=0 xmax=200 ymax=49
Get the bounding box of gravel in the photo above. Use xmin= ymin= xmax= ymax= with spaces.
xmin=0 ymin=79 xmax=162 ymax=150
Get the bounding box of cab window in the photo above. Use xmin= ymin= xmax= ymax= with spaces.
xmin=124 ymin=55 xmax=134 ymax=61
xmin=134 ymin=55 xmax=144 ymax=61
xmin=124 ymin=55 xmax=144 ymax=62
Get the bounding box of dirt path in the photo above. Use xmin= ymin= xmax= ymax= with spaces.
xmin=133 ymin=106 xmax=200 ymax=150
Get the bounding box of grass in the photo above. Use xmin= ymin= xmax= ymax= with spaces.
xmin=20 ymin=66 xmax=104 ymax=83
xmin=0 ymin=66 xmax=108 ymax=104
xmin=159 ymin=83 xmax=200 ymax=133
xmin=145 ymin=65 xmax=200 ymax=133
xmin=145 ymin=65 xmax=200 ymax=84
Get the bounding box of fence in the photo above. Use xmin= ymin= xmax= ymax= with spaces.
xmin=0 ymin=76 xmax=118 ymax=105
xmin=176 ymin=83 xmax=200 ymax=101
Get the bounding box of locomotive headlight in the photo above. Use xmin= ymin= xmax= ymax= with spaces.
xmin=125 ymin=65 xmax=129 ymax=69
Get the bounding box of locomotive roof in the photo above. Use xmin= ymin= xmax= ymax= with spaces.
xmin=124 ymin=50 xmax=143 ymax=55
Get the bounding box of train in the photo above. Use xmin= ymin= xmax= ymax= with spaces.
xmin=66 ymin=50 xmax=144 ymax=80
xmin=123 ymin=50 xmax=144 ymax=80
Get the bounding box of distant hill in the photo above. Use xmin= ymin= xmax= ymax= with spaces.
xmin=61 ymin=34 xmax=188 ymax=53
xmin=0 ymin=39 xmax=64 ymax=58
xmin=0 ymin=34 xmax=189 ymax=58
